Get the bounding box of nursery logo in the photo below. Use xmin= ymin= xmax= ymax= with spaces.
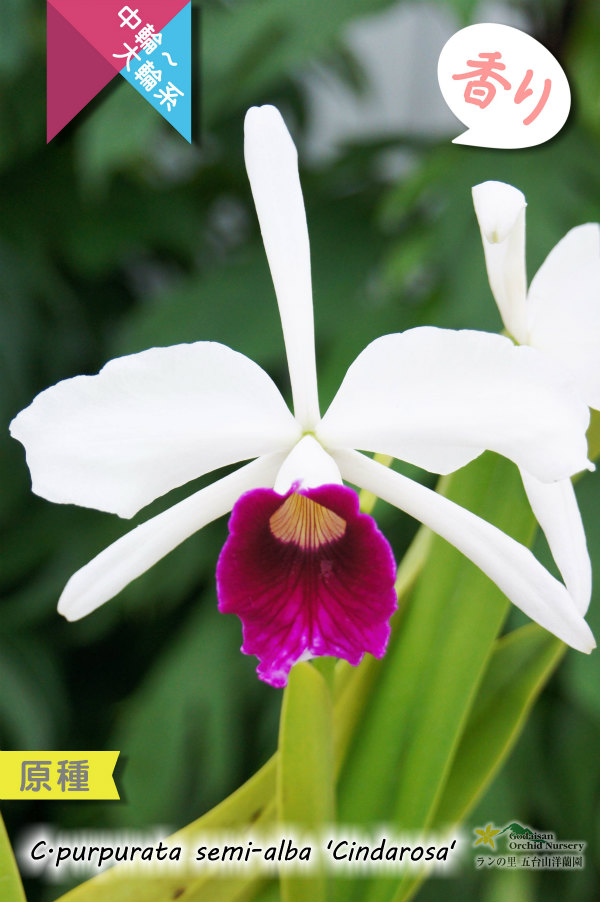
xmin=472 ymin=821 xmax=586 ymax=871
xmin=47 ymin=2 xmax=192 ymax=142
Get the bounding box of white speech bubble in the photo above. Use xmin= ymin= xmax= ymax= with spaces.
xmin=438 ymin=23 xmax=570 ymax=148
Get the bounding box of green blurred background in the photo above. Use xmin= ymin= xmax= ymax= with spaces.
xmin=1 ymin=0 xmax=600 ymax=899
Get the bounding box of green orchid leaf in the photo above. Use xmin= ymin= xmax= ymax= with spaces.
xmin=432 ymin=624 xmax=564 ymax=829
xmin=387 ymin=461 xmax=536 ymax=834
xmin=176 ymin=875 xmax=272 ymax=902
xmin=57 ymin=873 xmax=272 ymax=902
xmin=335 ymin=454 xmax=540 ymax=902
xmin=53 ymin=759 xmax=277 ymax=902
xmin=50 ymin=649 xmax=384 ymax=902
xmin=391 ymin=626 xmax=564 ymax=902
xmin=337 ymin=456 xmax=525 ymax=824
xmin=0 ymin=813 xmax=26 ymax=902
xmin=54 ymin=663 xmax=337 ymax=902
xmin=277 ymin=662 xmax=335 ymax=902
xmin=587 ymin=409 xmax=600 ymax=461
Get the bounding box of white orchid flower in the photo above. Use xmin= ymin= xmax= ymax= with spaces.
xmin=473 ymin=180 xmax=599 ymax=615
xmin=10 ymin=108 xmax=595 ymax=688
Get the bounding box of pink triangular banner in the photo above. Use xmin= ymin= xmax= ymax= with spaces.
xmin=48 ymin=0 xmax=189 ymax=69
xmin=47 ymin=5 xmax=117 ymax=141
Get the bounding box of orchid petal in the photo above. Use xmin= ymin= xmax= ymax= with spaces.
xmin=527 ymin=255 xmax=600 ymax=410
xmin=472 ymin=181 xmax=529 ymax=342
xmin=335 ymin=450 xmax=595 ymax=653
xmin=244 ymin=105 xmax=320 ymax=430
xmin=273 ymin=435 xmax=342 ymax=494
xmin=528 ymin=223 xmax=600 ymax=308
xmin=318 ymin=328 xmax=591 ymax=481
xmin=521 ymin=469 xmax=592 ymax=615
xmin=58 ymin=453 xmax=286 ymax=621
xmin=10 ymin=343 xmax=300 ymax=518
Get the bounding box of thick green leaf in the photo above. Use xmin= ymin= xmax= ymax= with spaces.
xmin=587 ymin=409 xmax=600 ymax=462
xmin=50 ymin=646 xmax=395 ymax=902
xmin=335 ymin=454 xmax=539 ymax=902
xmin=177 ymin=875 xmax=271 ymax=902
xmin=277 ymin=662 xmax=335 ymax=902
xmin=392 ymin=626 xmax=565 ymax=902
xmin=0 ymin=813 xmax=26 ymax=902
xmin=54 ymin=756 xmax=277 ymax=902
xmin=432 ymin=626 xmax=564 ymax=828
xmin=338 ymin=458 xmax=519 ymax=821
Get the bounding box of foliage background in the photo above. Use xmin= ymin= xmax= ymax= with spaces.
xmin=1 ymin=0 xmax=600 ymax=900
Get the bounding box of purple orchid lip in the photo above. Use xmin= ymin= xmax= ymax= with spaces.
xmin=216 ymin=483 xmax=398 ymax=688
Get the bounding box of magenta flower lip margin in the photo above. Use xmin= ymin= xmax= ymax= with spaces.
xmin=9 ymin=105 xmax=596 ymax=686
xmin=217 ymin=483 xmax=397 ymax=687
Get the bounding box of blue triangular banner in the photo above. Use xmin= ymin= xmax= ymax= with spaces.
xmin=120 ymin=2 xmax=191 ymax=143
